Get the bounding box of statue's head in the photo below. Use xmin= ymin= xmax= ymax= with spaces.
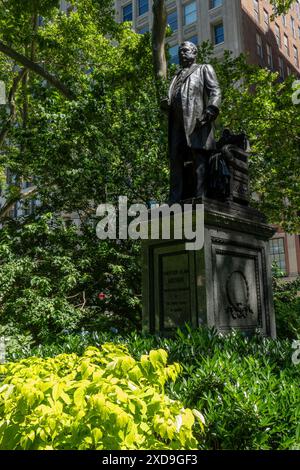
xmin=179 ymin=41 xmax=198 ymax=68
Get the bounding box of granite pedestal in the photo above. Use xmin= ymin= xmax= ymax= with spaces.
xmin=142 ymin=198 xmax=276 ymax=337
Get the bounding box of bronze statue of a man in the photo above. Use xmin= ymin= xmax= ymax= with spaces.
xmin=163 ymin=42 xmax=222 ymax=204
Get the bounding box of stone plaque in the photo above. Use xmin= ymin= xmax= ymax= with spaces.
xmin=213 ymin=248 xmax=261 ymax=331
xmin=161 ymin=253 xmax=191 ymax=329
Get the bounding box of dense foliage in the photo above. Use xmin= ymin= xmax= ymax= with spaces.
xmin=0 ymin=343 xmax=202 ymax=450
xmin=0 ymin=214 xmax=141 ymax=342
xmin=1 ymin=328 xmax=299 ymax=450
xmin=273 ymin=272 xmax=300 ymax=339
xmin=270 ymin=0 xmax=297 ymax=15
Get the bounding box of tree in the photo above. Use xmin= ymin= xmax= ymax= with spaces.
xmin=0 ymin=0 xmax=168 ymax=340
xmin=270 ymin=0 xmax=296 ymax=15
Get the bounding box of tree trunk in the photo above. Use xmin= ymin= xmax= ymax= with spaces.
xmin=152 ymin=0 xmax=167 ymax=81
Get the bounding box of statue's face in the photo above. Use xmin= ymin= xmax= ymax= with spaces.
xmin=179 ymin=44 xmax=197 ymax=67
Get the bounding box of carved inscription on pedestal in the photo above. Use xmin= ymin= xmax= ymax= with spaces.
xmin=226 ymin=270 xmax=254 ymax=319
xmin=213 ymin=247 xmax=260 ymax=330
xmin=161 ymin=253 xmax=191 ymax=329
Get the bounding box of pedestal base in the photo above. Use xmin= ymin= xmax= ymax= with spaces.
xmin=142 ymin=199 xmax=276 ymax=337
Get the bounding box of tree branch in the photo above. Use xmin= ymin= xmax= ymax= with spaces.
xmin=0 ymin=186 xmax=38 ymax=219
xmin=0 ymin=40 xmax=75 ymax=100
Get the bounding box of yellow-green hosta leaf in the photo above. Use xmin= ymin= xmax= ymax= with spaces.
xmin=115 ymin=387 xmax=129 ymax=403
xmin=181 ymin=409 xmax=195 ymax=429
xmin=0 ymin=383 xmax=14 ymax=399
xmin=140 ymin=354 xmax=150 ymax=370
xmin=175 ymin=414 xmax=183 ymax=432
xmin=60 ymin=390 xmax=72 ymax=405
xmin=127 ymin=365 xmax=143 ymax=382
xmin=149 ymin=349 xmax=168 ymax=369
xmin=73 ymin=387 xmax=86 ymax=408
xmin=128 ymin=401 xmax=136 ymax=414
xmin=91 ymin=427 xmax=103 ymax=444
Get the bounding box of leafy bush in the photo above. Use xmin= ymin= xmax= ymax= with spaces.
xmin=273 ymin=274 xmax=300 ymax=339
xmin=275 ymin=299 xmax=300 ymax=340
xmin=5 ymin=327 xmax=298 ymax=450
xmin=0 ymin=215 xmax=141 ymax=343
xmin=1 ymin=328 xmax=299 ymax=449
xmin=0 ymin=344 xmax=203 ymax=450
xmin=174 ymin=351 xmax=299 ymax=450
xmin=167 ymin=330 xmax=300 ymax=450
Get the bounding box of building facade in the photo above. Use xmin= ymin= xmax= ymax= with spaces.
xmin=115 ymin=0 xmax=243 ymax=63
xmin=270 ymin=231 xmax=300 ymax=281
xmin=242 ymin=0 xmax=300 ymax=78
xmin=115 ymin=0 xmax=300 ymax=76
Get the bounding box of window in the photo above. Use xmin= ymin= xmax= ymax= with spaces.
xmin=184 ymin=2 xmax=197 ymax=26
xmin=284 ymin=34 xmax=289 ymax=56
xmin=169 ymin=44 xmax=179 ymax=64
xmin=270 ymin=238 xmax=287 ymax=273
xmin=297 ymin=0 xmax=300 ymax=19
xmin=291 ymin=17 xmax=296 ymax=38
xmin=298 ymin=26 xmax=300 ymax=39
xmin=188 ymin=34 xmax=198 ymax=45
xmin=214 ymin=23 xmax=224 ymax=45
xmin=282 ymin=14 xmax=286 ymax=27
xmin=167 ymin=11 xmax=178 ymax=32
xmin=122 ymin=3 xmax=132 ymax=22
xmin=275 ymin=23 xmax=281 ymax=47
xmin=6 ymin=169 xmax=14 ymax=185
xmin=256 ymin=33 xmax=263 ymax=58
xmin=138 ymin=0 xmax=148 ymax=16
xmin=138 ymin=25 xmax=149 ymax=34
xmin=9 ymin=204 xmax=18 ymax=219
xmin=278 ymin=56 xmax=285 ymax=78
xmin=272 ymin=4 xmax=279 ymax=17
xmin=209 ymin=0 xmax=222 ymax=9
xmin=253 ymin=0 xmax=260 ymax=23
xmin=263 ymin=9 xmax=269 ymax=30
xmin=266 ymin=43 xmax=273 ymax=69
xmin=294 ymin=45 xmax=299 ymax=67
xmin=287 ymin=65 xmax=291 ymax=75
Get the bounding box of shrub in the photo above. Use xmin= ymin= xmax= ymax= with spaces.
xmin=1 ymin=328 xmax=299 ymax=450
xmin=0 ymin=344 xmax=203 ymax=450
xmin=273 ymin=274 xmax=300 ymax=339
xmin=0 ymin=216 xmax=141 ymax=343
xmin=176 ymin=351 xmax=299 ymax=450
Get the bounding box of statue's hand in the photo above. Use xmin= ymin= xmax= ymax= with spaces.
xmin=160 ymin=98 xmax=170 ymax=113
xmin=203 ymin=105 xmax=219 ymax=122
xmin=203 ymin=109 xmax=216 ymax=123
